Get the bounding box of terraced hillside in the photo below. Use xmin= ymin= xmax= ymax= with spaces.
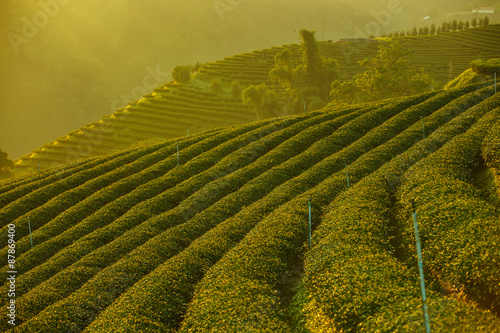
xmin=14 ymin=24 xmax=500 ymax=172
xmin=1 ymin=80 xmax=499 ymax=332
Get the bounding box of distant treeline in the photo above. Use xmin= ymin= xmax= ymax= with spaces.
xmin=382 ymin=16 xmax=490 ymax=38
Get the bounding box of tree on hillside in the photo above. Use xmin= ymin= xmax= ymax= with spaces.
xmin=465 ymin=20 xmax=470 ymax=29
xmin=269 ymin=29 xmax=339 ymax=113
xmin=458 ymin=20 xmax=464 ymax=31
xmin=0 ymin=149 xmax=14 ymax=179
xmin=471 ymin=17 xmax=478 ymax=28
xmin=446 ymin=22 xmax=451 ymax=32
xmin=172 ymin=65 xmax=192 ymax=84
xmin=430 ymin=24 xmax=436 ymax=35
xmin=241 ymin=83 xmax=281 ymax=119
xmin=210 ymin=78 xmax=223 ymax=93
xmin=411 ymin=27 xmax=418 ymax=36
xmin=230 ymin=81 xmax=242 ymax=98
xmin=330 ymin=41 xmax=434 ymax=104
xmin=479 ymin=18 xmax=484 ymax=27
xmin=451 ymin=20 xmax=458 ymax=31
xmin=269 ymin=49 xmax=294 ymax=91
xmin=299 ymin=29 xmax=321 ymax=88
xmin=484 ymin=16 xmax=490 ymax=26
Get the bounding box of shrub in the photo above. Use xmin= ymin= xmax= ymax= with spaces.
xmin=230 ymin=80 xmax=242 ymax=98
xmin=210 ymin=77 xmax=224 ymax=93
xmin=471 ymin=58 xmax=500 ymax=76
xmin=172 ymin=65 xmax=192 ymax=84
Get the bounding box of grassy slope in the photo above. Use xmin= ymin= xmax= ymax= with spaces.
xmin=13 ymin=24 xmax=500 ymax=171
xmin=1 ymin=80 xmax=499 ymax=332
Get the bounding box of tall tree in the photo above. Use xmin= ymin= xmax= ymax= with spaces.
xmin=270 ymin=29 xmax=338 ymax=113
xmin=172 ymin=65 xmax=192 ymax=84
xmin=298 ymin=29 xmax=321 ymax=87
xmin=430 ymin=24 xmax=436 ymax=35
xmin=269 ymin=49 xmax=294 ymax=92
xmin=241 ymin=84 xmax=281 ymax=119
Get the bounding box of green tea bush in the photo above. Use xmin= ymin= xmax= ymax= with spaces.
xmin=397 ymin=95 xmax=500 ymax=313
xmin=0 ymin=150 xmax=130 ymax=224
xmin=304 ymin=87 xmax=500 ymax=332
xmin=471 ymin=58 xmax=500 ymax=75
xmin=0 ymin=123 xmax=269 ymax=312
xmin=9 ymin=115 xmax=324 ymax=331
xmin=178 ymin=91 xmax=480 ymax=331
xmin=0 ymin=145 xmax=163 ymax=241
xmin=482 ymin=117 xmax=500 ymax=169
xmin=86 ymin=106 xmax=372 ymax=332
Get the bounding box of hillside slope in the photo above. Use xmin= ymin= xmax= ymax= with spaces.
xmin=14 ymin=24 xmax=500 ymax=172
xmin=1 ymin=81 xmax=499 ymax=331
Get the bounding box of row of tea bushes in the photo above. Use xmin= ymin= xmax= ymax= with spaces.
xmin=13 ymin=94 xmax=421 ymax=331
xmin=0 ymin=124 xmax=258 ymax=280
xmin=178 ymin=84 xmax=498 ymax=331
xmin=470 ymin=58 xmax=500 ymax=75
xmin=0 ymin=144 xmax=176 ymax=263
xmin=304 ymin=102 xmax=500 ymax=331
xmin=0 ymin=145 xmax=156 ymax=230
xmin=8 ymin=109 xmax=359 ymax=331
xmin=482 ymin=117 xmax=500 ymax=170
xmin=176 ymin=90 xmax=482 ymax=331
xmin=0 ymin=120 xmax=274 ymax=308
xmin=0 ymin=151 xmax=118 ymax=201
xmin=73 ymin=107 xmax=374 ymax=332
xmin=0 ymin=128 xmax=222 ymax=236
xmin=85 ymin=105 xmax=393 ymax=332
xmin=397 ymin=95 xmax=500 ymax=313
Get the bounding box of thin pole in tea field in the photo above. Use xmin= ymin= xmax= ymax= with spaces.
xmin=28 ymin=219 xmax=33 ymax=249
xmin=344 ymin=160 xmax=350 ymax=188
xmin=177 ymin=143 xmax=180 ymax=167
xmin=421 ymin=116 xmax=426 ymax=139
xmin=308 ymin=198 xmax=312 ymax=249
xmin=410 ymin=199 xmax=431 ymax=333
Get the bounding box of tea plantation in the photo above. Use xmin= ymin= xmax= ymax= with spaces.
xmin=1 ymin=79 xmax=499 ymax=331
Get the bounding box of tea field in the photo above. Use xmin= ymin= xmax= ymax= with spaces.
xmin=1 ymin=80 xmax=499 ymax=332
